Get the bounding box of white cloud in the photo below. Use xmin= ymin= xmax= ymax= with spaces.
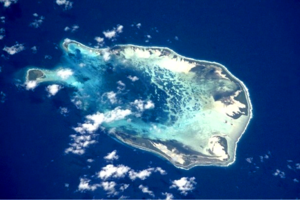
xmin=117 ymin=80 xmax=125 ymax=90
xmin=64 ymin=24 xmax=79 ymax=32
xmin=155 ymin=167 xmax=167 ymax=175
xmin=103 ymin=51 xmax=111 ymax=61
xmin=139 ymin=185 xmax=154 ymax=197
xmin=119 ymin=184 xmax=129 ymax=191
xmin=44 ymin=55 xmax=52 ymax=59
xmin=98 ymin=164 xmax=130 ymax=180
xmin=0 ymin=28 xmax=5 ymax=40
xmin=104 ymin=150 xmax=119 ymax=161
xmin=65 ymin=134 xmax=97 ymax=155
xmin=87 ymin=159 xmax=94 ymax=163
xmin=25 ymin=81 xmax=37 ymax=90
xmin=170 ymin=177 xmax=196 ymax=196
xmin=273 ymin=169 xmax=286 ymax=179
xmin=128 ymin=168 xmax=154 ymax=180
xmin=59 ymin=107 xmax=69 ymax=116
xmin=97 ymin=164 xmax=165 ymax=183
xmin=3 ymin=43 xmax=25 ymax=55
xmin=71 ymin=25 xmax=79 ymax=32
xmin=94 ymin=36 xmax=104 ymax=47
xmin=73 ymin=107 xmax=131 ymax=135
xmin=245 ymin=157 xmax=253 ymax=163
xmin=31 ymin=46 xmax=37 ymax=53
xmin=116 ymin=25 xmax=123 ymax=33
xmin=74 ymin=113 xmax=104 ymax=134
xmin=100 ymin=181 xmax=118 ymax=196
xmin=0 ymin=0 xmax=17 ymax=7
xmin=29 ymin=15 xmax=44 ymax=28
xmin=132 ymin=99 xmax=144 ymax=111
xmin=103 ymin=30 xmax=117 ymax=39
xmin=56 ymin=0 xmax=73 ymax=10
xmin=95 ymin=36 xmax=104 ymax=43
xmin=103 ymin=25 xmax=123 ymax=40
xmin=46 ymin=84 xmax=61 ymax=96
xmin=106 ymin=91 xmax=117 ymax=104
xmin=145 ymin=100 xmax=155 ymax=109
xmin=128 ymin=167 xmax=166 ymax=181
xmin=78 ymin=178 xmax=99 ymax=191
xmin=162 ymin=192 xmax=174 ymax=200
xmin=131 ymin=99 xmax=155 ymax=112
xmin=104 ymin=107 xmax=131 ymax=123
xmin=127 ymin=75 xmax=139 ymax=82
xmin=57 ymin=69 xmax=73 ymax=80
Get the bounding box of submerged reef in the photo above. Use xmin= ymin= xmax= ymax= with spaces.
xmin=24 ymin=39 xmax=252 ymax=169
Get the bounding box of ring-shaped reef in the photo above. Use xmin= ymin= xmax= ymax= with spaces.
xmin=24 ymin=39 xmax=252 ymax=169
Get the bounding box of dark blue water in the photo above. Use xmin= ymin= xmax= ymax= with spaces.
xmin=0 ymin=0 xmax=300 ymax=198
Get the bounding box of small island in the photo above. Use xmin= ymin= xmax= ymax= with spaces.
xmin=24 ymin=39 xmax=252 ymax=169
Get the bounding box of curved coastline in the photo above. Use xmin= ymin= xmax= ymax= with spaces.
xmin=25 ymin=39 xmax=253 ymax=169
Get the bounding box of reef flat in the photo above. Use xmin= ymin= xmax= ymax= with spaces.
xmin=24 ymin=39 xmax=252 ymax=169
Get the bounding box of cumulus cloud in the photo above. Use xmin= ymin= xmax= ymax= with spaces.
xmin=0 ymin=16 xmax=5 ymax=23
xmin=100 ymin=182 xmax=130 ymax=197
xmin=94 ymin=36 xmax=104 ymax=47
xmin=131 ymin=99 xmax=155 ymax=112
xmin=65 ymin=134 xmax=97 ymax=155
xmin=31 ymin=46 xmax=37 ymax=53
xmin=59 ymin=107 xmax=69 ymax=116
xmin=95 ymin=36 xmax=104 ymax=43
xmin=105 ymin=91 xmax=117 ymax=104
xmin=170 ymin=177 xmax=196 ymax=195
xmin=104 ymin=107 xmax=131 ymax=123
xmin=162 ymin=192 xmax=174 ymax=200
xmin=56 ymin=0 xmax=73 ymax=10
xmin=144 ymin=100 xmax=155 ymax=109
xmin=57 ymin=69 xmax=73 ymax=80
xmin=25 ymin=81 xmax=37 ymax=90
xmin=103 ymin=25 xmax=123 ymax=40
xmin=131 ymin=23 xmax=141 ymax=29
xmin=128 ymin=168 xmax=154 ymax=180
xmin=3 ymin=43 xmax=25 ymax=55
xmin=100 ymin=181 xmax=118 ymax=196
xmin=98 ymin=164 xmax=130 ymax=180
xmin=64 ymin=25 xmax=79 ymax=32
xmin=104 ymin=150 xmax=119 ymax=161
xmin=46 ymin=84 xmax=62 ymax=96
xmin=103 ymin=50 xmax=111 ymax=61
xmin=73 ymin=107 xmax=131 ymax=135
xmin=139 ymin=185 xmax=154 ymax=197
xmin=29 ymin=14 xmax=44 ymax=28
xmin=273 ymin=169 xmax=286 ymax=179
xmin=78 ymin=178 xmax=99 ymax=191
xmin=155 ymin=167 xmax=167 ymax=175
xmin=127 ymin=75 xmax=139 ymax=82
xmin=97 ymin=164 xmax=166 ymax=182
xmin=117 ymin=80 xmax=125 ymax=90
xmin=119 ymin=184 xmax=129 ymax=191
xmin=0 ymin=28 xmax=5 ymax=40
xmin=0 ymin=0 xmax=17 ymax=7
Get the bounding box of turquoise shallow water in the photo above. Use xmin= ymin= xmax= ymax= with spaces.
xmin=0 ymin=0 xmax=300 ymax=198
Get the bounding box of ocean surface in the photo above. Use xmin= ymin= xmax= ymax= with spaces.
xmin=0 ymin=0 xmax=300 ymax=198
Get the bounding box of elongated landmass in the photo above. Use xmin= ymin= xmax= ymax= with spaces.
xmin=24 ymin=39 xmax=252 ymax=169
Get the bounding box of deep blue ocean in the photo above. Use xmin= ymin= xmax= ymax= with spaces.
xmin=0 ymin=0 xmax=300 ymax=199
